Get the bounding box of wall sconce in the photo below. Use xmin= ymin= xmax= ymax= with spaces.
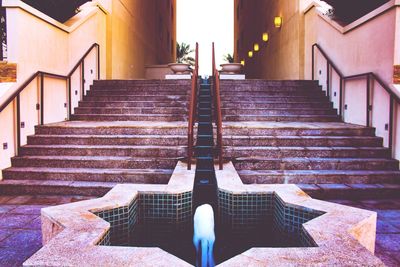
xmin=274 ymin=16 xmax=283 ymax=28
xmin=248 ymin=51 xmax=253 ymax=58
xmin=253 ymin=43 xmax=259 ymax=52
xmin=262 ymin=33 xmax=269 ymax=42
xmin=241 ymin=60 xmax=245 ymax=66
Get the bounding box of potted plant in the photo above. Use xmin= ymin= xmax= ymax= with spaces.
xmin=220 ymin=53 xmax=242 ymax=74
xmin=168 ymin=42 xmax=194 ymax=74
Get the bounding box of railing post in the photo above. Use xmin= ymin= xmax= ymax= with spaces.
xmin=212 ymin=42 xmax=223 ymax=170
xmin=339 ymin=77 xmax=343 ymax=119
xmin=81 ymin=61 xmax=85 ymax=100
xmin=16 ymin=94 xmax=21 ymax=156
xmin=366 ymin=74 xmax=371 ymax=127
xmin=326 ymin=62 xmax=330 ymax=99
xmin=389 ymin=96 xmax=394 ymax=155
xmin=40 ymin=73 xmax=44 ymax=125
xmin=97 ymin=45 xmax=100 ymax=80
xmin=312 ymin=45 xmax=315 ymax=80
xmin=187 ymin=42 xmax=199 ymax=170
xmin=68 ymin=77 xmax=72 ymax=119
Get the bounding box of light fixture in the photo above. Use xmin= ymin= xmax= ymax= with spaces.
xmin=274 ymin=16 xmax=283 ymax=28
xmin=248 ymin=51 xmax=253 ymax=58
xmin=240 ymin=60 xmax=245 ymax=66
xmin=262 ymin=32 xmax=269 ymax=42
xmin=253 ymin=43 xmax=259 ymax=52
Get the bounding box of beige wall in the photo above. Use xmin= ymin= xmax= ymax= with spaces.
xmin=235 ymin=0 xmax=303 ymax=79
xmin=304 ymin=3 xmax=399 ymax=160
xmin=234 ymin=0 xmax=400 ymax=161
xmin=0 ymin=0 xmax=177 ymax=177
xmin=101 ymin=0 xmax=176 ymax=79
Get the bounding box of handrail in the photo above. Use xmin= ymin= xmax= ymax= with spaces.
xmin=187 ymin=42 xmax=199 ymax=170
xmin=212 ymin=42 xmax=223 ymax=170
xmin=0 ymin=71 xmax=68 ymax=113
xmin=0 ymin=43 xmax=100 ymax=154
xmin=312 ymin=43 xmax=399 ymax=153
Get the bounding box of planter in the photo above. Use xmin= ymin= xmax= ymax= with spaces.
xmin=168 ymin=63 xmax=191 ymax=74
xmin=220 ymin=63 xmax=242 ymax=74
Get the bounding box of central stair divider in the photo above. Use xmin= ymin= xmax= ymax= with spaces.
xmin=190 ymin=43 xmax=224 ymax=210
xmin=192 ymin=78 xmax=219 ymax=210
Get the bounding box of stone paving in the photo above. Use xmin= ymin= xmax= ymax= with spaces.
xmin=329 ymin=198 xmax=400 ymax=267
xmin=0 ymin=195 xmax=94 ymax=267
xmin=0 ymin=195 xmax=399 ymax=267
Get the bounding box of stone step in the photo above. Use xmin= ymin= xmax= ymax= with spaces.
xmin=2 ymin=167 xmax=173 ymax=184
xmin=222 ymin=114 xmax=341 ymax=122
xmin=74 ymin=107 xmax=187 ymax=115
xmin=225 ymin=146 xmax=391 ymax=158
xmin=222 ymin=102 xmax=333 ymax=109
xmin=221 ymin=96 xmax=328 ymax=102
xmin=78 ymin=101 xmax=188 ymax=108
xmin=238 ymin=169 xmax=400 ymax=184
xmin=220 ymin=91 xmax=326 ymax=97
xmin=92 ymin=85 xmax=190 ymax=91
xmin=220 ymin=80 xmax=318 ymax=86
xmin=87 ymin=90 xmax=189 ymax=96
xmin=83 ymin=95 xmax=189 ymax=101
xmin=222 ymin=108 xmax=337 ymax=116
xmin=11 ymin=156 xmax=179 ymax=169
xmin=220 ymin=87 xmax=322 ymax=93
xmin=93 ymin=79 xmax=191 ymax=86
xmin=233 ymin=157 xmax=399 ymax=171
xmin=70 ymin=114 xmax=188 ymax=121
xmin=19 ymin=145 xmax=186 ymax=157
xmin=35 ymin=122 xmax=189 ymax=135
xmin=222 ymin=123 xmax=375 ymax=136
xmin=0 ymin=179 xmax=113 ymax=196
xmin=27 ymin=134 xmax=188 ymax=146
xmin=223 ymin=135 xmax=383 ymax=147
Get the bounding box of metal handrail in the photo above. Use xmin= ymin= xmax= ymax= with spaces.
xmin=212 ymin=42 xmax=223 ymax=170
xmin=187 ymin=42 xmax=199 ymax=170
xmin=0 ymin=43 xmax=100 ymax=154
xmin=312 ymin=43 xmax=399 ymax=153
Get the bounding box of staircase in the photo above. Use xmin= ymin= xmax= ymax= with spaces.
xmin=221 ymin=80 xmax=400 ymax=199
xmin=1 ymin=78 xmax=399 ymax=199
xmin=1 ymin=80 xmax=191 ymax=196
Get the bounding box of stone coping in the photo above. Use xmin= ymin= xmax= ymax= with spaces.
xmin=220 ymin=74 xmax=246 ymax=80
xmin=24 ymin=161 xmax=383 ymax=266
xmin=303 ymin=0 xmax=399 ymax=34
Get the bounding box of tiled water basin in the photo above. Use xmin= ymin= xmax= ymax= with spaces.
xmin=93 ymin=189 xmax=323 ymax=265
xmin=24 ymin=162 xmax=384 ymax=266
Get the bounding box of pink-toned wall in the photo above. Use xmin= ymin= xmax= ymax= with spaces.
xmin=234 ymin=0 xmax=400 ymax=161
xmin=0 ymin=0 xmax=177 ymax=177
xmin=304 ymin=2 xmax=400 ymax=160
xmin=234 ymin=0 xmax=304 ymax=79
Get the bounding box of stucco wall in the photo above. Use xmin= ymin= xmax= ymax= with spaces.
xmin=0 ymin=1 xmax=108 ymax=177
xmin=234 ymin=0 xmax=400 ymax=161
xmin=0 ymin=0 xmax=177 ymax=177
xmin=303 ymin=2 xmax=400 ymax=160
xmin=101 ymin=0 xmax=176 ymax=79
xmin=235 ymin=0 xmax=303 ymax=79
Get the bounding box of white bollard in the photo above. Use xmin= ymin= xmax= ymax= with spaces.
xmin=193 ymin=204 xmax=215 ymax=267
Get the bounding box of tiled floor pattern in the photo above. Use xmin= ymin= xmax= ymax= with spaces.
xmin=0 ymin=195 xmax=399 ymax=266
